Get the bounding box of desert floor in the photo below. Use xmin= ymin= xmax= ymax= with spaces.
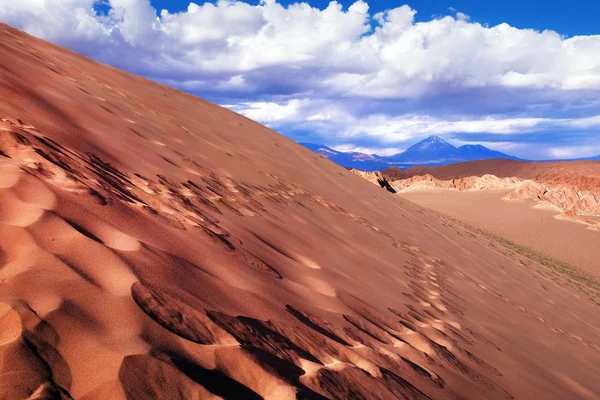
xmin=399 ymin=189 xmax=600 ymax=277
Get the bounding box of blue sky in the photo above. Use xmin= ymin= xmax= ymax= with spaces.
xmin=147 ymin=0 xmax=600 ymax=35
xmin=3 ymin=0 xmax=600 ymax=159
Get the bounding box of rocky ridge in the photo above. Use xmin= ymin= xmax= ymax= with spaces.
xmin=352 ymin=170 xmax=600 ymax=231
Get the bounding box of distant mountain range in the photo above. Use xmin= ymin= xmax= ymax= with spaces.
xmin=300 ymin=136 xmax=520 ymax=171
xmin=300 ymin=143 xmax=391 ymax=171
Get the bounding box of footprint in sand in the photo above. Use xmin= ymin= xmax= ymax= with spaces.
xmin=304 ymin=276 xmax=336 ymax=296
xmin=59 ymin=209 xmax=141 ymax=252
xmin=0 ymin=164 xmax=21 ymax=189
xmin=0 ymin=190 xmax=46 ymax=227
xmin=0 ymin=302 xmax=22 ymax=346
xmin=296 ymin=255 xmax=321 ymax=269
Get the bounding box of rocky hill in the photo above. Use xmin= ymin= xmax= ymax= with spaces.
xmin=385 ymin=159 xmax=600 ymax=191
xmin=378 ymin=173 xmax=600 ymax=231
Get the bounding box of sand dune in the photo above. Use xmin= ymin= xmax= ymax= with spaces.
xmin=1 ymin=23 xmax=600 ymax=399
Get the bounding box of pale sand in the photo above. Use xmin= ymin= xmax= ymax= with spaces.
xmin=399 ymin=189 xmax=600 ymax=277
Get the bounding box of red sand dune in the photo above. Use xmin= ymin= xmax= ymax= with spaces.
xmin=385 ymin=159 xmax=600 ymax=191
xmin=1 ymin=24 xmax=600 ymax=399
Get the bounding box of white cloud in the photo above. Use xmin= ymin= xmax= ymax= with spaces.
xmin=1 ymin=0 xmax=600 ymax=157
xmin=232 ymin=98 xmax=600 ymax=142
xmin=456 ymin=12 xmax=469 ymax=22
xmin=547 ymin=145 xmax=600 ymax=159
xmin=451 ymin=139 xmax=529 ymax=152
xmin=2 ymin=0 xmax=599 ymax=94
xmin=331 ymin=144 xmax=405 ymax=156
xmin=0 ymin=0 xmax=108 ymax=44
xmin=232 ymin=99 xmax=314 ymax=123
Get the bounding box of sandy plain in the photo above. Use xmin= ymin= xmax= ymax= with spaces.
xmin=399 ymin=189 xmax=600 ymax=278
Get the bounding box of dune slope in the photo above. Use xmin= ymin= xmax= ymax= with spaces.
xmin=1 ymin=24 xmax=600 ymax=399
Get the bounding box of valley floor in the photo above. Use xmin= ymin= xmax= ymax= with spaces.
xmin=399 ymin=189 xmax=600 ymax=278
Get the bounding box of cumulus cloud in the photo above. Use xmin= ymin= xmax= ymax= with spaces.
xmin=1 ymin=0 xmax=600 ymax=158
xmin=3 ymin=0 xmax=600 ymax=92
xmin=231 ymin=98 xmax=600 ymax=138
